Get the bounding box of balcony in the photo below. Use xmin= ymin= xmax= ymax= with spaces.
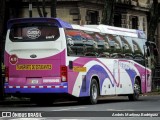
xmin=138 ymin=0 xmax=150 ymax=8
xmin=116 ymin=0 xmax=131 ymax=4
xmin=131 ymin=0 xmax=137 ymax=6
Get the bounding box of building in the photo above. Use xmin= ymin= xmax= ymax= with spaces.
xmin=14 ymin=0 xmax=149 ymax=33
xmin=4 ymin=0 xmax=160 ymax=60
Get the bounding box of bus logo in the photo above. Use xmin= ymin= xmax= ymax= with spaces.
xmin=27 ymin=28 xmax=41 ymax=39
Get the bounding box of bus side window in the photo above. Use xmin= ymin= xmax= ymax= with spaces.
xmin=65 ymin=29 xmax=85 ymax=56
xmin=94 ymin=33 xmax=110 ymax=57
xmin=134 ymin=54 xmax=145 ymax=65
xmin=106 ymin=34 xmax=114 ymax=58
xmin=66 ymin=37 xmax=74 ymax=55
xmin=107 ymin=34 xmax=123 ymax=58
xmin=120 ymin=36 xmax=134 ymax=59
xmin=82 ymin=30 xmax=98 ymax=56
xmin=98 ymin=52 xmax=110 ymax=58
xmin=132 ymin=38 xmax=145 ymax=65
xmin=84 ymin=52 xmax=98 ymax=57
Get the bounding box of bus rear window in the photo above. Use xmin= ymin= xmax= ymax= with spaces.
xmin=9 ymin=23 xmax=60 ymax=42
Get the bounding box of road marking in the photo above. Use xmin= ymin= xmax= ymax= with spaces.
xmin=7 ymin=118 xmax=90 ymax=120
xmin=107 ymin=109 xmax=135 ymax=111
xmin=60 ymin=119 xmax=89 ymax=120
xmin=8 ymin=118 xmax=45 ymax=120
xmin=52 ymin=107 xmax=87 ymax=111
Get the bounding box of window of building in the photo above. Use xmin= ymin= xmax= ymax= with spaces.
xmin=114 ymin=14 xmax=122 ymax=27
xmin=86 ymin=10 xmax=99 ymax=25
xmin=132 ymin=16 xmax=138 ymax=29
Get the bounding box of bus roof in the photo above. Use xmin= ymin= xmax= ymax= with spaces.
xmin=71 ymin=24 xmax=100 ymax=32
xmin=7 ymin=18 xmax=146 ymax=39
xmin=7 ymin=18 xmax=73 ymax=29
xmin=84 ymin=25 xmax=146 ymax=39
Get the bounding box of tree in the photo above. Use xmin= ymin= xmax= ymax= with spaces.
xmin=147 ymin=0 xmax=160 ymax=42
xmin=0 ymin=0 xmax=5 ymax=100
xmin=101 ymin=0 xmax=115 ymax=25
xmin=36 ymin=0 xmax=57 ymax=18
xmin=36 ymin=0 xmax=48 ymax=17
xmin=36 ymin=0 xmax=43 ymax=17
xmin=42 ymin=0 xmax=47 ymax=17
xmin=147 ymin=0 xmax=160 ymax=90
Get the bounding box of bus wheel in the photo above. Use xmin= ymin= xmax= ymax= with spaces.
xmin=89 ymin=79 xmax=99 ymax=104
xmin=128 ymin=79 xmax=140 ymax=101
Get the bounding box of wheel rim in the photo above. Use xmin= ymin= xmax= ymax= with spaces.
xmin=134 ymin=83 xmax=140 ymax=97
xmin=92 ymin=84 xmax=98 ymax=100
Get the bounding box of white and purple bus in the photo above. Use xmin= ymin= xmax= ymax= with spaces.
xmin=4 ymin=18 xmax=158 ymax=104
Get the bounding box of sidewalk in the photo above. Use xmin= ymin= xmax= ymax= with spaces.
xmin=0 ymin=96 xmax=30 ymax=104
xmin=142 ymin=91 xmax=160 ymax=96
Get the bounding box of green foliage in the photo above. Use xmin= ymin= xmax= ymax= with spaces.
xmin=147 ymin=0 xmax=160 ymax=42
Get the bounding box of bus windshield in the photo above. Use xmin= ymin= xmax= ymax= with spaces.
xmin=9 ymin=23 xmax=60 ymax=42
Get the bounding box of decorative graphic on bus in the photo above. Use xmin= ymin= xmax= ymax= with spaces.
xmin=27 ymin=28 xmax=41 ymax=39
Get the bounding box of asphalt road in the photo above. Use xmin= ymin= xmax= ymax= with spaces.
xmin=0 ymin=95 xmax=160 ymax=120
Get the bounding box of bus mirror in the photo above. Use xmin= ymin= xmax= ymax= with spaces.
xmin=69 ymin=61 xmax=73 ymax=69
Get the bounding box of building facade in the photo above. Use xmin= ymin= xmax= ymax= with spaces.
xmin=5 ymin=0 xmax=160 ymax=61
xmin=18 ymin=0 xmax=150 ymax=34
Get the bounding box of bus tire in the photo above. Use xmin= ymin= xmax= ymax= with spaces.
xmin=88 ymin=79 xmax=99 ymax=104
xmin=128 ymin=79 xmax=140 ymax=101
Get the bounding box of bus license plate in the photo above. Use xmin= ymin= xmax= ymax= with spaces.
xmin=31 ymin=80 xmax=39 ymax=84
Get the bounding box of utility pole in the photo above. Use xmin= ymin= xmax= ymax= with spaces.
xmin=51 ymin=0 xmax=57 ymax=18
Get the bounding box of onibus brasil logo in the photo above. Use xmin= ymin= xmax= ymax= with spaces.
xmin=27 ymin=28 xmax=41 ymax=39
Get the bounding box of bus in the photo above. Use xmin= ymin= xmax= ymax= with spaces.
xmin=4 ymin=18 xmax=158 ymax=104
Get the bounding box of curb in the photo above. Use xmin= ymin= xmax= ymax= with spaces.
xmin=141 ymin=92 xmax=160 ymax=96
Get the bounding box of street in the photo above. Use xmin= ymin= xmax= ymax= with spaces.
xmin=0 ymin=95 xmax=160 ymax=120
